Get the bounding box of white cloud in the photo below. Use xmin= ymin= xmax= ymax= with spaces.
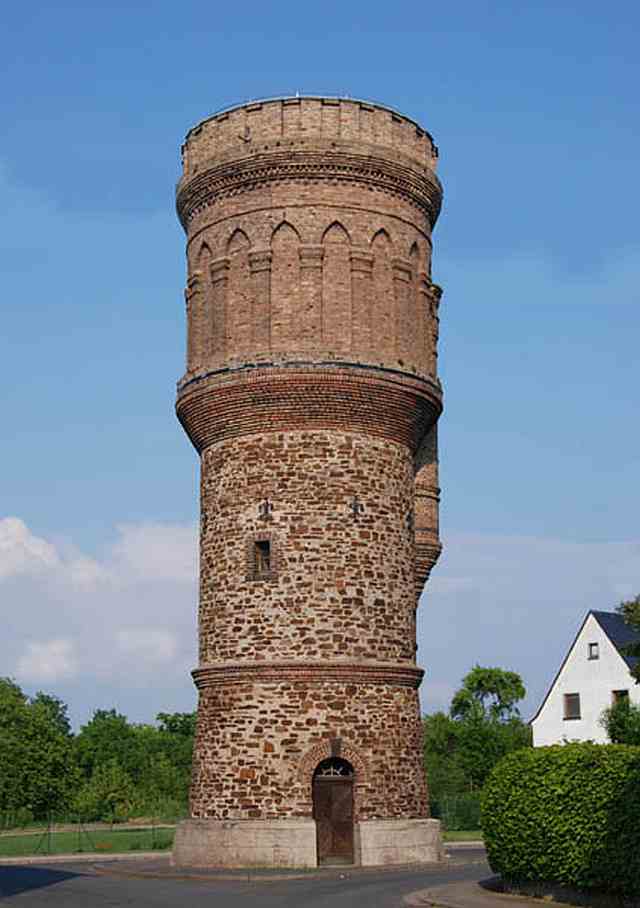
xmin=116 ymin=628 xmax=178 ymax=666
xmin=0 ymin=517 xmax=198 ymax=724
xmin=0 ymin=517 xmax=59 ymax=578
xmin=3 ymin=514 xmax=640 ymax=729
xmin=17 ymin=638 xmax=78 ymax=683
xmin=111 ymin=522 xmax=198 ymax=584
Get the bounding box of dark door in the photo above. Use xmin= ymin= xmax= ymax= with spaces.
xmin=313 ymin=777 xmax=354 ymax=864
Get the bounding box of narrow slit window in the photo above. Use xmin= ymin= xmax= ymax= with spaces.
xmin=588 ymin=642 xmax=599 ymax=660
xmin=255 ymin=540 xmax=271 ymax=577
xmin=563 ymin=692 xmax=581 ymax=720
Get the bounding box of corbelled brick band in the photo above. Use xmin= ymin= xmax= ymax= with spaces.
xmin=173 ymin=96 xmax=444 ymax=868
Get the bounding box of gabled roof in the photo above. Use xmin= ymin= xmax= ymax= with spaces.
xmin=591 ymin=610 xmax=640 ymax=669
xmin=530 ymin=610 xmax=640 ymax=724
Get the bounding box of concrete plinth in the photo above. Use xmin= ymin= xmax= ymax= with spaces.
xmin=356 ymin=818 xmax=444 ymax=866
xmin=172 ymin=818 xmax=317 ymax=869
xmin=173 ymin=817 xmax=443 ymax=869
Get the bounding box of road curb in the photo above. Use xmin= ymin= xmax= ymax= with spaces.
xmin=0 ymin=851 xmax=170 ymax=867
xmin=404 ymin=878 xmax=544 ymax=908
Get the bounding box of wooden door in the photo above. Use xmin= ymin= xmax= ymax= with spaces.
xmin=313 ymin=777 xmax=354 ymax=865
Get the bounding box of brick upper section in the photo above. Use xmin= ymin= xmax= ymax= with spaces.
xmin=179 ymin=96 xmax=439 ymax=183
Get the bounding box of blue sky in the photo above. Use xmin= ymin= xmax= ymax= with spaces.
xmin=1 ymin=0 xmax=639 ymax=728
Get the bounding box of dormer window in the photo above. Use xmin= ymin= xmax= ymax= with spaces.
xmin=588 ymin=642 xmax=599 ymax=660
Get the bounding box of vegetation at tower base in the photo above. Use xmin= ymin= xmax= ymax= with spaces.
xmin=0 ymin=678 xmax=79 ymax=819
xmin=481 ymin=743 xmax=640 ymax=898
xmin=0 ymin=677 xmax=194 ymax=827
xmin=423 ymin=667 xmax=531 ymax=830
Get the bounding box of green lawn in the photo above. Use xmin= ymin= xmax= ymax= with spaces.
xmin=442 ymin=829 xmax=483 ymax=842
xmin=0 ymin=827 xmax=174 ymax=857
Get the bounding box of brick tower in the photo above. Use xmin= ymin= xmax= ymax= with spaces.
xmin=172 ymin=97 xmax=444 ymax=868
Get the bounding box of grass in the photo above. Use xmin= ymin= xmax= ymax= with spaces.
xmin=442 ymin=829 xmax=483 ymax=842
xmin=0 ymin=827 xmax=175 ymax=857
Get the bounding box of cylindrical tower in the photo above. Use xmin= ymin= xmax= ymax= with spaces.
xmin=173 ymin=96 xmax=444 ymax=868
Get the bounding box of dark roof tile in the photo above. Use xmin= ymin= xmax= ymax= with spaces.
xmin=592 ymin=610 xmax=640 ymax=669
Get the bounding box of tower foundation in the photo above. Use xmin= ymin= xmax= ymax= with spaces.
xmin=173 ymin=818 xmax=443 ymax=868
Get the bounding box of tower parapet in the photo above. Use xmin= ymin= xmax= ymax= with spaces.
xmin=173 ymin=96 xmax=444 ymax=869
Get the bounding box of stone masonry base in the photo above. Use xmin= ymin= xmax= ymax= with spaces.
xmin=172 ymin=819 xmax=317 ymax=868
xmin=172 ymin=817 xmax=443 ymax=868
xmin=356 ymin=818 xmax=444 ymax=866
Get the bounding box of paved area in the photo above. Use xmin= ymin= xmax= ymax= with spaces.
xmin=0 ymin=846 xmax=538 ymax=907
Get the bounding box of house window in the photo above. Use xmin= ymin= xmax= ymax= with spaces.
xmin=588 ymin=642 xmax=599 ymax=660
xmin=563 ymin=693 xmax=581 ymax=720
xmin=254 ymin=540 xmax=271 ymax=577
xmin=612 ymin=689 xmax=629 ymax=705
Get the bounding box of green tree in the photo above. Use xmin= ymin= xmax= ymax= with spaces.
xmin=74 ymin=709 xmax=142 ymax=781
xmin=600 ymin=697 xmax=640 ymax=744
xmin=616 ymin=594 xmax=640 ymax=683
xmin=74 ymin=758 xmax=135 ymax=822
xmin=0 ymin=678 xmax=79 ymax=820
xmin=424 ymin=666 xmax=531 ymax=829
xmin=450 ymin=665 xmax=526 ymax=722
xmin=30 ymin=692 xmax=72 ymax=737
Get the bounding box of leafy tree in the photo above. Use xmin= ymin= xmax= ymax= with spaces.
xmin=450 ymin=665 xmax=526 ymax=722
xmin=74 ymin=709 xmax=143 ymax=781
xmin=0 ymin=678 xmax=78 ymax=819
xmin=616 ymin=594 xmax=640 ymax=683
xmin=156 ymin=711 xmax=195 ymax=794
xmin=157 ymin=711 xmax=196 ymax=738
xmin=30 ymin=692 xmax=72 ymax=737
xmin=424 ymin=666 xmax=531 ymax=828
xmin=74 ymin=758 xmax=134 ymax=822
xmin=600 ymin=697 xmax=640 ymax=744
xmin=0 ymin=678 xmax=29 ymax=814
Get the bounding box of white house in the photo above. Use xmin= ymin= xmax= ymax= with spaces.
xmin=531 ymin=610 xmax=640 ymax=746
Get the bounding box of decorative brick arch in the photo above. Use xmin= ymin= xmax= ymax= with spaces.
xmin=298 ymin=739 xmax=369 ymax=788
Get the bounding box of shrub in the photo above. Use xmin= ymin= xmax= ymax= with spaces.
xmin=482 ymin=743 xmax=640 ymax=897
xmin=73 ymin=758 xmax=134 ymax=822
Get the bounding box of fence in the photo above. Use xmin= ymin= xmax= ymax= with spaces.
xmin=430 ymin=793 xmax=482 ymax=831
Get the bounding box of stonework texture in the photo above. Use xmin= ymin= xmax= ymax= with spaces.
xmin=174 ymin=96 xmax=444 ymax=866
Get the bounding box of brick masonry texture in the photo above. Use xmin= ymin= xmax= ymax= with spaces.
xmin=190 ymin=680 xmax=426 ymax=821
xmin=175 ymin=97 xmax=443 ymax=830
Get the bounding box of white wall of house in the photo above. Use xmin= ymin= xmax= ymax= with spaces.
xmin=532 ymin=613 xmax=640 ymax=746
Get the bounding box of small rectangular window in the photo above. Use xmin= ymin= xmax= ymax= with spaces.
xmin=588 ymin=642 xmax=599 ymax=660
xmin=254 ymin=540 xmax=271 ymax=577
xmin=612 ymin=689 xmax=629 ymax=705
xmin=563 ymin=693 xmax=581 ymax=720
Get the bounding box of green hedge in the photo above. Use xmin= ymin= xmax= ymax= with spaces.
xmin=482 ymin=743 xmax=640 ymax=897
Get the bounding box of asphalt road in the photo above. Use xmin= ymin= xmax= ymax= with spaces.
xmin=0 ymin=848 xmax=488 ymax=907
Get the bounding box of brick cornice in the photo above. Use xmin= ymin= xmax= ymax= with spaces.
xmin=193 ymin=661 xmax=424 ymax=690
xmin=176 ymin=363 xmax=442 ymax=454
xmin=176 ymin=148 xmax=442 ymax=230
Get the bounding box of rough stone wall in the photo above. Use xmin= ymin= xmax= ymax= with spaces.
xmin=190 ymin=679 xmax=427 ymax=821
xmin=199 ymin=430 xmax=415 ymax=666
xmin=175 ymin=96 xmax=444 ymax=828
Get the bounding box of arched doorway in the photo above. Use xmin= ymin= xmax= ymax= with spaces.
xmin=312 ymin=757 xmax=354 ymax=865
